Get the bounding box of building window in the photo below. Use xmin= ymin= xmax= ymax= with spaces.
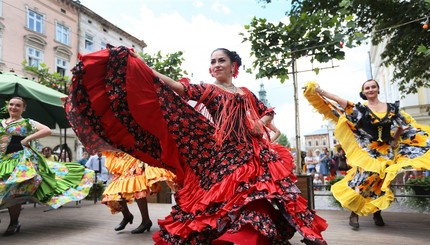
xmin=322 ymin=140 xmax=326 ymax=146
xmin=26 ymin=47 xmax=43 ymax=68
xmin=315 ymin=140 xmax=319 ymax=146
xmin=101 ymin=41 xmax=106 ymax=50
xmin=308 ymin=141 xmax=312 ymax=146
xmin=27 ymin=9 xmax=44 ymax=33
xmin=56 ymin=23 xmax=70 ymax=45
xmin=85 ymin=33 xmax=94 ymax=51
xmin=56 ymin=57 xmax=68 ymax=77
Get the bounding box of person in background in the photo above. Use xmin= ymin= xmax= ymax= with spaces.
xmin=305 ymin=149 xmax=317 ymax=175
xmin=0 ymin=97 xmax=94 ymax=236
xmin=304 ymin=79 xmax=430 ymax=229
xmin=42 ymin=146 xmax=58 ymax=161
xmin=78 ymin=151 xmax=89 ymax=166
xmin=59 ymin=145 xmax=73 ymax=162
xmin=85 ymin=151 xmax=109 ymax=184
xmin=335 ymin=147 xmax=349 ymax=175
xmin=318 ymin=147 xmax=331 ymax=185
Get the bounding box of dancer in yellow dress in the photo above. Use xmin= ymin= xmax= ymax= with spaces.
xmin=102 ymin=151 xmax=177 ymax=234
xmin=304 ymin=79 xmax=430 ymax=228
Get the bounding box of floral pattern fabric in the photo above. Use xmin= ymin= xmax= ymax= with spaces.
xmin=0 ymin=119 xmax=94 ymax=209
xmin=303 ymin=81 xmax=430 ymax=215
xmin=65 ymin=46 xmax=328 ymax=245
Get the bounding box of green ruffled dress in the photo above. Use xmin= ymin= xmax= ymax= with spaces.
xmin=0 ymin=118 xmax=94 ymax=209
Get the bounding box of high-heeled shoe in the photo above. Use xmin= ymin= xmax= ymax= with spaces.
xmin=131 ymin=221 xmax=152 ymax=234
xmin=349 ymin=212 xmax=359 ymax=229
xmin=373 ymin=210 xmax=385 ymax=226
xmin=3 ymin=223 xmax=21 ymax=236
xmin=114 ymin=215 xmax=134 ymax=231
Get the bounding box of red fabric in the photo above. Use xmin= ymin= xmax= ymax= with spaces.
xmin=65 ymin=46 xmax=327 ymax=245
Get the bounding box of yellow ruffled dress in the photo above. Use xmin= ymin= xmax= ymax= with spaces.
xmin=101 ymin=151 xmax=178 ymax=213
xmin=304 ymin=81 xmax=430 ymax=216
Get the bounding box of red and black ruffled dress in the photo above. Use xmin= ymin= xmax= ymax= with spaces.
xmin=65 ymin=46 xmax=327 ymax=245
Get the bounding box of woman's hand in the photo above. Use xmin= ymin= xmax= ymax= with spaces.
xmin=390 ymin=141 xmax=399 ymax=149
xmin=250 ymin=119 xmax=265 ymax=137
xmin=21 ymin=137 xmax=30 ymax=146
xmin=315 ymin=86 xmax=325 ymax=96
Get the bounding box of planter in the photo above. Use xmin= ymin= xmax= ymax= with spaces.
xmin=412 ymin=186 xmax=430 ymax=196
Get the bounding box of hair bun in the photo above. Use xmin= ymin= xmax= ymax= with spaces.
xmin=230 ymin=51 xmax=242 ymax=67
xmin=359 ymin=91 xmax=367 ymax=100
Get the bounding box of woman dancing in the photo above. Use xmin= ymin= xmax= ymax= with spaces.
xmin=0 ymin=97 xmax=94 ymax=235
xmin=102 ymin=151 xmax=177 ymax=234
xmin=303 ymin=80 xmax=430 ymax=228
xmin=65 ymin=46 xmax=327 ymax=244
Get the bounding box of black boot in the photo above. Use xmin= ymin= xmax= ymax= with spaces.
xmin=131 ymin=221 xmax=152 ymax=234
xmin=3 ymin=223 xmax=21 ymax=236
xmin=373 ymin=210 xmax=385 ymax=226
xmin=349 ymin=212 xmax=359 ymax=229
xmin=114 ymin=215 xmax=134 ymax=231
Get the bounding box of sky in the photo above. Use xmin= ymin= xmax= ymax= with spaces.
xmin=79 ymin=0 xmax=371 ymax=145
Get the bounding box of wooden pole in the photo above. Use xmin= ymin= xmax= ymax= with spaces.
xmin=292 ymin=56 xmax=302 ymax=174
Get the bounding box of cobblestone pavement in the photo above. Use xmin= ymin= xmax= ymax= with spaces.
xmin=0 ymin=196 xmax=429 ymax=245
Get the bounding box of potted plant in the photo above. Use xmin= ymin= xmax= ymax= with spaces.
xmin=403 ymin=176 xmax=430 ymax=213
xmin=405 ymin=176 xmax=430 ymax=195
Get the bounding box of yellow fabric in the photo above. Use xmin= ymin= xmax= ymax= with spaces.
xmin=304 ymin=81 xmax=430 ymax=216
xmin=331 ymin=116 xmax=394 ymax=215
xmin=102 ymin=151 xmax=177 ymax=208
xmin=303 ymin=81 xmax=340 ymax=124
xmin=372 ymin=111 xmax=386 ymax=118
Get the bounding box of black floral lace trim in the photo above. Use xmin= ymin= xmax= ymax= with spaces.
xmin=66 ymin=61 xmax=118 ymax=152
xmin=105 ymin=46 xmax=163 ymax=162
xmin=159 ymin=189 xmax=301 ymax=244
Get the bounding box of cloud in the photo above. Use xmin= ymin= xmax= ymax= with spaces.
xmin=211 ymin=1 xmax=231 ymax=14
xmin=193 ymin=0 xmax=204 ymax=8
xmin=109 ymin=3 xmax=370 ymax=149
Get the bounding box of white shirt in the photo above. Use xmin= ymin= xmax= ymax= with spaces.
xmin=85 ymin=155 xmax=109 ymax=183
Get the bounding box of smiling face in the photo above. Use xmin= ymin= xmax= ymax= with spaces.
xmin=361 ymin=80 xmax=380 ymax=99
xmin=8 ymin=98 xmax=26 ymax=118
xmin=209 ymin=50 xmax=235 ymax=83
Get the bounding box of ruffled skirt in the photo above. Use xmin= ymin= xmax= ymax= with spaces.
xmin=65 ymin=46 xmax=328 ymax=244
xmin=0 ymin=147 xmax=94 ymax=209
xmin=101 ymin=151 xmax=177 ymax=213
xmin=304 ymin=81 xmax=430 ymax=216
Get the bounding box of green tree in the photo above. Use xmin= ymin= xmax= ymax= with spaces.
xmin=140 ymin=51 xmax=188 ymax=81
xmin=243 ymin=0 xmax=430 ymax=95
xmin=22 ymin=50 xmax=188 ymax=93
xmin=277 ymin=133 xmax=291 ymax=147
xmin=23 ymin=62 xmax=69 ymax=93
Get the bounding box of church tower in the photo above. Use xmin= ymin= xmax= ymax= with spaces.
xmin=258 ymin=82 xmax=269 ymax=107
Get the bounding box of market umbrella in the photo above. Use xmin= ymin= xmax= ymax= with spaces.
xmin=0 ymin=72 xmax=69 ymax=129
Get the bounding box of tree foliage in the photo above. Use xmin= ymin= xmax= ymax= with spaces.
xmin=22 ymin=50 xmax=188 ymax=93
xmin=140 ymin=51 xmax=188 ymax=81
xmin=243 ymin=0 xmax=430 ymax=94
xmin=277 ymin=133 xmax=291 ymax=147
xmin=23 ymin=62 xmax=69 ymax=93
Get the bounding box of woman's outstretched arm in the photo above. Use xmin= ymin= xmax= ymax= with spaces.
xmin=151 ymin=70 xmax=186 ymax=97
xmin=315 ymin=87 xmax=348 ymax=109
